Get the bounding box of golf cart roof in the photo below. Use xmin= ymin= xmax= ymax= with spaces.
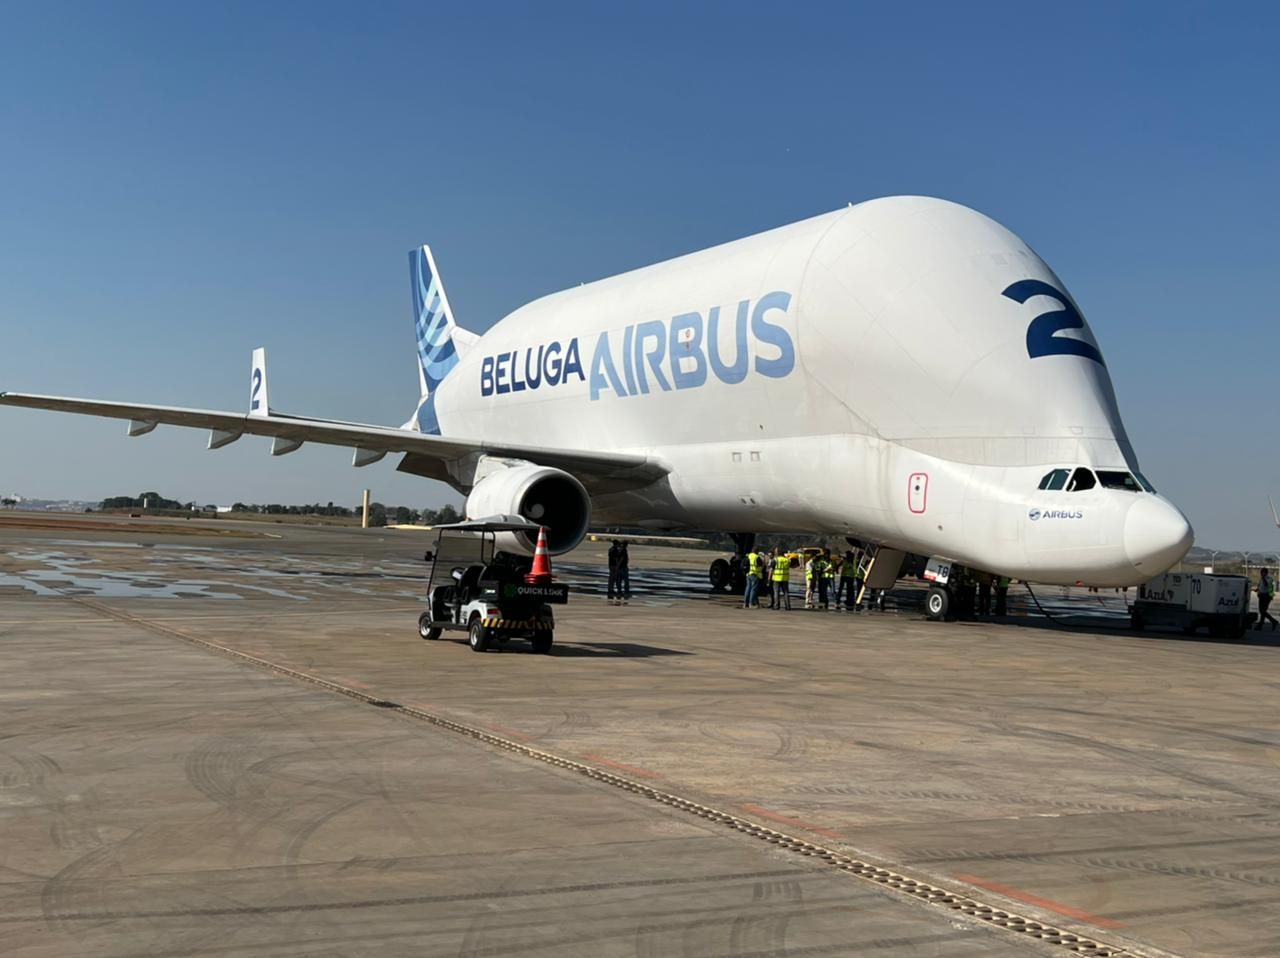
xmin=432 ymin=515 xmax=543 ymax=534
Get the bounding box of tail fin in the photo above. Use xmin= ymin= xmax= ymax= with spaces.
xmin=406 ymin=245 xmax=475 ymax=434
xmin=249 ymin=347 xmax=271 ymax=418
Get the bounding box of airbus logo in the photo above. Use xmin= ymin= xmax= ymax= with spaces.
xmin=1030 ymin=508 xmax=1084 ymax=521
xmin=480 ymin=291 xmax=796 ymax=402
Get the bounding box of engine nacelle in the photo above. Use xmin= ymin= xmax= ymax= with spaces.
xmin=465 ymin=463 xmax=591 ymax=555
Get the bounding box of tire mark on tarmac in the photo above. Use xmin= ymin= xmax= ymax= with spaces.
xmin=8 ymin=869 xmax=818 ymax=924
xmin=57 ymin=597 xmax=1150 ymax=958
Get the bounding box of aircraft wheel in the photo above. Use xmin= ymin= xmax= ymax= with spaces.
xmin=418 ymin=612 xmax=441 ymax=641
xmin=468 ymin=616 xmax=490 ymax=653
xmin=530 ymin=632 xmax=553 ymax=654
xmin=709 ymin=558 xmax=731 ymax=592
xmin=925 ymin=586 xmax=950 ymax=621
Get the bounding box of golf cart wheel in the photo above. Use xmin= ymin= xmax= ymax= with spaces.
xmin=925 ymin=586 xmax=950 ymax=621
xmin=468 ymin=616 xmax=490 ymax=653
xmin=530 ymin=631 xmax=553 ymax=654
xmin=418 ymin=612 xmax=441 ymax=641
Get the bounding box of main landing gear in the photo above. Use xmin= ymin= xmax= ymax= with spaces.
xmin=925 ymin=585 xmax=951 ymax=621
xmin=923 ymin=556 xmax=957 ymax=621
xmin=709 ymin=532 xmax=755 ymax=594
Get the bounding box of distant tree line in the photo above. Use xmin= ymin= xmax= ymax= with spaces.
xmin=96 ymin=492 xmax=461 ymax=529
xmin=229 ymin=501 xmax=355 ymax=517
xmin=100 ymin=491 xmax=191 ymax=511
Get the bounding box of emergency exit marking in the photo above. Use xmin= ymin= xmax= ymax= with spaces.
xmin=908 ymin=472 xmax=928 ymax=514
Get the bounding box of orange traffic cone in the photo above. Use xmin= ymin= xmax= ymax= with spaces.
xmin=525 ymin=527 xmax=553 ymax=584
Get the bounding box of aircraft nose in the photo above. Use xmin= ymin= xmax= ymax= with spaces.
xmin=1124 ymin=496 xmax=1193 ymax=574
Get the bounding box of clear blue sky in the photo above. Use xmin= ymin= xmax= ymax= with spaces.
xmin=1 ymin=2 xmax=1276 ymax=548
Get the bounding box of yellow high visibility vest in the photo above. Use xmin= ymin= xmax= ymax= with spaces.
xmin=747 ymin=552 xmax=763 ymax=576
xmin=772 ymin=556 xmax=791 ymax=582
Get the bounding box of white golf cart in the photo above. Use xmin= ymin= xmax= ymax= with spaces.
xmin=417 ymin=517 xmax=569 ymax=653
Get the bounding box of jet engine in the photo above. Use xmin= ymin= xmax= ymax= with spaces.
xmin=464 ymin=463 xmax=591 ymax=555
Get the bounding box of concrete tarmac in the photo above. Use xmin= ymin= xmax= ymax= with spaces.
xmin=2 ymin=516 xmax=1279 ymax=957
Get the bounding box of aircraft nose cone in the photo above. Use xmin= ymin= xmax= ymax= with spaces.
xmin=1125 ymin=496 xmax=1193 ymax=574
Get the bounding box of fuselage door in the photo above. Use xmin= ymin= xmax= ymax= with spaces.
xmin=908 ymin=472 xmax=928 ymax=514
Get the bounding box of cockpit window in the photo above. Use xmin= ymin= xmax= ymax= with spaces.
xmin=1097 ymin=470 xmax=1143 ymax=492
xmin=1038 ymin=468 xmax=1070 ymax=491
xmin=1066 ymin=467 xmax=1096 ymax=492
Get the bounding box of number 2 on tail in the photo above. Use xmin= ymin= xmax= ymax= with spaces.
xmin=250 ymin=368 xmax=263 ymax=410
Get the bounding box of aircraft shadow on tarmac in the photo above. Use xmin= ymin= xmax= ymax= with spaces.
xmin=551 ymin=641 xmax=693 ymax=658
xmin=999 ymin=615 xmax=1280 ymax=648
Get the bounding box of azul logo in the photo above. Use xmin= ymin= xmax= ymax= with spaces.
xmin=1029 ymin=508 xmax=1084 ymax=521
xmin=480 ymin=291 xmax=796 ymax=401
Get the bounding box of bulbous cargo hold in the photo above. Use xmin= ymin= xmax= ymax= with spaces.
xmin=434 ymin=196 xmax=1134 ymax=470
xmin=434 ymin=195 xmax=1190 ymax=586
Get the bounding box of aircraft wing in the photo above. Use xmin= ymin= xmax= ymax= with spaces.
xmin=0 ymin=392 xmax=667 ymax=493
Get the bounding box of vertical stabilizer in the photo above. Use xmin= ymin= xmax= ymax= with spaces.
xmin=405 ymin=245 xmax=474 ymax=434
xmin=249 ymin=347 xmax=270 ymax=418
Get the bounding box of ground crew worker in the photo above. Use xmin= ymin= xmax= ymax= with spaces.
xmin=607 ymin=540 xmax=624 ymax=604
xmin=976 ymin=571 xmax=993 ymax=617
xmin=1257 ymin=568 xmax=1277 ymax=630
xmin=821 ymin=550 xmax=835 ymax=610
xmin=616 ymin=541 xmax=631 ymax=603
xmin=804 ymin=553 xmax=817 ymax=609
xmin=837 ymin=551 xmax=857 ymax=611
xmin=994 ymin=575 xmax=1011 ymax=616
xmin=743 ymin=548 xmax=763 ymax=609
xmin=955 ymin=567 xmax=975 ymax=620
xmin=771 ymin=548 xmax=792 ymax=610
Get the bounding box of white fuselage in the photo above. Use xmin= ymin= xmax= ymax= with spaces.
xmin=432 ymin=196 xmax=1192 ymax=586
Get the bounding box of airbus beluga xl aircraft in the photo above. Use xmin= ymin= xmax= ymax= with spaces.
xmin=1 ymin=196 xmax=1192 ymax=611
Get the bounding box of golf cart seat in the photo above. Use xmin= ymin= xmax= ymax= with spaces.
xmin=452 ymin=563 xmax=486 ymax=603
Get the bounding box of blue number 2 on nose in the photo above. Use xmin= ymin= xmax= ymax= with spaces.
xmin=1002 ymin=279 xmax=1106 ymax=367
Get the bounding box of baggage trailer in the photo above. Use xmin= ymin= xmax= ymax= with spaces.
xmin=1130 ymin=572 xmax=1254 ymax=638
